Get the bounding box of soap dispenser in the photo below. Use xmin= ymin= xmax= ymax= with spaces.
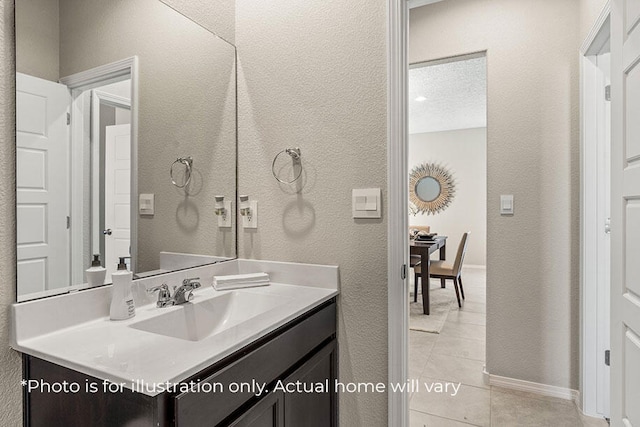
xmin=86 ymin=254 xmax=106 ymax=287
xmin=110 ymin=257 xmax=135 ymax=320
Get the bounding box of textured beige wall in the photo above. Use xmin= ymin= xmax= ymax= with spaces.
xmin=411 ymin=0 xmax=582 ymax=389
xmin=579 ymin=0 xmax=609 ymax=42
xmin=58 ymin=0 xmax=237 ymax=272
xmin=1 ymin=1 xmax=23 ymax=424
xmin=15 ymin=0 xmax=59 ymax=81
xmin=235 ymin=0 xmax=388 ymax=424
xmin=161 ymin=0 xmax=235 ymax=44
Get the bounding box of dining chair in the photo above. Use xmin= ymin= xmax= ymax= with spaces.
xmin=413 ymin=232 xmax=470 ymax=308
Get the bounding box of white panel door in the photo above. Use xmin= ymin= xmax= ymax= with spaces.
xmin=16 ymin=73 xmax=70 ymax=298
xmin=104 ymin=124 xmax=131 ymax=278
xmin=611 ymin=1 xmax=640 ymax=425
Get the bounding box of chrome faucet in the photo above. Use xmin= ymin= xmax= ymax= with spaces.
xmin=173 ymin=277 xmax=201 ymax=304
xmin=147 ymin=277 xmax=201 ymax=307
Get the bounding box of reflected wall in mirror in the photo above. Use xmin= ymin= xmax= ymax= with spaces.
xmin=409 ymin=162 xmax=456 ymax=215
xmin=16 ymin=0 xmax=237 ymax=302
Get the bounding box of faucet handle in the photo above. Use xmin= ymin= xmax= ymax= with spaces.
xmin=183 ymin=277 xmax=201 ymax=288
xmin=147 ymin=284 xmax=174 ymax=307
xmin=147 ymin=283 xmax=169 ymax=294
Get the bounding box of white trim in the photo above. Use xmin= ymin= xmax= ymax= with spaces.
xmin=60 ymin=57 xmax=137 ymax=90
xmin=407 ymin=0 xmax=444 ymax=9
xmin=581 ymin=1 xmax=611 ymax=55
xmin=62 ymin=57 xmax=139 ymax=275
xmin=487 ymin=372 xmax=580 ymax=403
xmin=69 ymin=91 xmax=88 ymax=286
xmin=93 ymin=90 xmax=131 ymax=109
xmin=388 ymin=0 xmax=409 ymax=426
xmin=580 ymin=4 xmax=611 ymax=419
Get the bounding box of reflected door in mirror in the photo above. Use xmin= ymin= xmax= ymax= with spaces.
xmin=104 ymin=124 xmax=131 ymax=279
xmin=16 ymin=73 xmax=71 ymax=296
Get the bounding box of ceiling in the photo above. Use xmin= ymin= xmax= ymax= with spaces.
xmin=409 ymin=56 xmax=487 ymax=135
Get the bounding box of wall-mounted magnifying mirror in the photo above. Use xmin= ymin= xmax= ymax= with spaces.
xmin=409 ymin=162 xmax=456 ymax=215
xmin=15 ymin=0 xmax=237 ymax=302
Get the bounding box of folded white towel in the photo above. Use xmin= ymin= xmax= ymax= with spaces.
xmin=213 ymin=273 xmax=270 ymax=290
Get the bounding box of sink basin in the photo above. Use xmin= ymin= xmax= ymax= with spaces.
xmin=130 ymin=291 xmax=289 ymax=341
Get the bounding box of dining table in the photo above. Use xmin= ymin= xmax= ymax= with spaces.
xmin=410 ymin=236 xmax=447 ymax=315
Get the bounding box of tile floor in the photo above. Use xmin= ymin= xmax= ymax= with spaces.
xmin=409 ymin=267 xmax=609 ymax=427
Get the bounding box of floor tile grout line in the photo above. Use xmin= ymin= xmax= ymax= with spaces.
xmin=410 ymin=408 xmax=483 ymax=427
xmin=417 ymin=376 xmax=491 ymax=394
xmin=414 ymin=374 xmax=490 ymax=391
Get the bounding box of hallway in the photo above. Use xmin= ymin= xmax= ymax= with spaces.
xmin=409 ymin=268 xmax=608 ymax=426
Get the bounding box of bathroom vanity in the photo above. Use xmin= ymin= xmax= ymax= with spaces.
xmin=12 ymin=2 xmax=341 ymax=425
xmin=12 ymin=260 xmax=339 ymax=427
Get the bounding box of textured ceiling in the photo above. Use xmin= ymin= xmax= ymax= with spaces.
xmin=409 ymin=56 xmax=487 ymax=134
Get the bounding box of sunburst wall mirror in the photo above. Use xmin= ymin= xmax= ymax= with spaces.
xmin=409 ymin=162 xmax=456 ymax=215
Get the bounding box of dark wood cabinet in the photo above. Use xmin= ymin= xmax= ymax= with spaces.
xmin=283 ymin=340 xmax=337 ymax=427
xmin=23 ymin=299 xmax=337 ymax=427
xmin=229 ymin=391 xmax=284 ymax=427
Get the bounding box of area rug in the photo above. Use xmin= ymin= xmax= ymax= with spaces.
xmin=409 ymin=283 xmax=455 ymax=334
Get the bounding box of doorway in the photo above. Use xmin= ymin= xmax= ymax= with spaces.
xmin=580 ymin=8 xmax=611 ymax=420
xmin=407 ymin=53 xmax=488 ymax=425
xmin=60 ymin=57 xmax=138 ymax=286
xmin=90 ymin=81 xmax=132 ymax=279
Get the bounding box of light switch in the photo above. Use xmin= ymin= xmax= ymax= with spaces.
xmin=355 ymin=196 xmax=367 ymax=211
xmin=353 ymin=188 xmax=381 ymax=219
xmin=500 ymin=195 xmax=514 ymax=215
xmin=139 ymin=193 xmax=155 ymax=215
xmin=365 ymin=196 xmax=377 ymax=211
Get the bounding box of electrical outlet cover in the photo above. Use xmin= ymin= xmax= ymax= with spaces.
xmin=242 ymin=201 xmax=258 ymax=229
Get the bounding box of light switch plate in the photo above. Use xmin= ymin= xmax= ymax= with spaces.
xmin=139 ymin=193 xmax=155 ymax=215
xmin=242 ymin=201 xmax=258 ymax=229
xmin=500 ymin=195 xmax=514 ymax=215
xmin=218 ymin=201 xmax=232 ymax=228
xmin=352 ymin=188 xmax=381 ymax=219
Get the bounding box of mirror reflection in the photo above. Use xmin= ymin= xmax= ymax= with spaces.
xmin=15 ymin=0 xmax=237 ymax=301
xmin=415 ymin=176 xmax=441 ymax=202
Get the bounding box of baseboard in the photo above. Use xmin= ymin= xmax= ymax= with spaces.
xmin=463 ymin=264 xmax=486 ymax=269
xmin=485 ymin=370 xmax=579 ymax=402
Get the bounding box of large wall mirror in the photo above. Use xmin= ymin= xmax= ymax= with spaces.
xmin=15 ymin=0 xmax=237 ymax=302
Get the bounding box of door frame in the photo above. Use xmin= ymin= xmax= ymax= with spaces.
xmin=60 ymin=57 xmax=139 ymax=278
xmin=387 ymin=0 xmax=409 ymax=426
xmin=90 ymin=90 xmax=131 ymax=259
xmin=579 ymin=1 xmax=611 ymax=418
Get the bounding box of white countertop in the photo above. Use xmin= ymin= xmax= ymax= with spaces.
xmin=11 ymin=259 xmax=339 ymax=396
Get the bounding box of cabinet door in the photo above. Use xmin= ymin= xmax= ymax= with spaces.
xmin=284 ymin=341 xmax=337 ymax=427
xmin=229 ymin=391 xmax=284 ymax=427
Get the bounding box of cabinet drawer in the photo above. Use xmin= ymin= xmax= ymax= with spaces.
xmin=174 ymin=302 xmax=336 ymax=426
